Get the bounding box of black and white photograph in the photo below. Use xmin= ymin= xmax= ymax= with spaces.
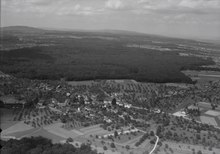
xmin=0 ymin=0 xmax=220 ymax=154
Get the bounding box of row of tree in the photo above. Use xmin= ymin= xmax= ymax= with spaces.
xmin=1 ymin=136 xmax=97 ymax=154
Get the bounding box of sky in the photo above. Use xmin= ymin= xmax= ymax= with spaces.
xmin=1 ymin=0 xmax=220 ymax=40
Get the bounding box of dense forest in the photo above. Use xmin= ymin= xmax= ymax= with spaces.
xmin=1 ymin=136 xmax=97 ymax=154
xmin=0 ymin=27 xmax=217 ymax=83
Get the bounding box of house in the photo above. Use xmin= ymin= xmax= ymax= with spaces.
xmin=116 ymin=101 xmax=123 ymax=106
xmin=104 ymin=116 xmax=112 ymax=123
xmin=0 ymin=71 xmax=11 ymax=79
xmin=154 ymin=108 xmax=161 ymax=113
xmin=187 ymin=105 xmax=199 ymax=110
xmin=51 ymin=98 xmax=58 ymax=104
xmin=57 ymin=102 xmax=67 ymax=107
xmin=124 ymin=103 xmax=132 ymax=108
xmin=37 ymin=99 xmax=46 ymax=109
xmin=104 ymin=100 xmax=111 ymax=104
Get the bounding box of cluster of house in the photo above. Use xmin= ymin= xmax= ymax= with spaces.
xmin=99 ymin=128 xmax=140 ymax=139
xmin=103 ymin=99 xmax=132 ymax=109
xmin=0 ymin=71 xmax=11 ymax=79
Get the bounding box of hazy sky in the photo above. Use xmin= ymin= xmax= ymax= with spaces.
xmin=1 ymin=0 xmax=220 ymax=40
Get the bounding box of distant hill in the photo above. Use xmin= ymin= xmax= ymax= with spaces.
xmin=1 ymin=26 xmax=154 ymax=37
xmin=1 ymin=26 xmax=218 ymax=44
xmin=0 ymin=26 xmax=199 ymax=42
xmin=1 ymin=26 xmax=46 ymax=34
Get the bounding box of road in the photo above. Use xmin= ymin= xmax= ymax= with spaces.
xmin=149 ymin=135 xmax=159 ymax=154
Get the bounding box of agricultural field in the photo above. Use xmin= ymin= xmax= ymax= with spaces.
xmin=155 ymin=141 xmax=220 ymax=154
xmin=43 ymin=122 xmax=82 ymax=138
xmin=25 ymin=128 xmax=65 ymax=143
xmin=79 ymin=124 xmax=109 ymax=137
xmin=200 ymin=116 xmax=218 ymax=126
xmin=196 ymin=102 xmax=220 ymax=127
xmin=0 ymin=108 xmax=19 ymax=130
xmin=182 ymin=70 xmax=220 ymax=83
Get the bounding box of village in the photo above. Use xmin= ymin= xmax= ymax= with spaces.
xmin=1 ymin=74 xmax=220 ymax=154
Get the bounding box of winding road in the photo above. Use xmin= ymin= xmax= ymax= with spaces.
xmin=149 ymin=135 xmax=159 ymax=154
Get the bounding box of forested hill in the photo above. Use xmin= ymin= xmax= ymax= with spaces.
xmin=1 ymin=136 xmax=97 ymax=154
xmin=0 ymin=26 xmax=217 ymax=83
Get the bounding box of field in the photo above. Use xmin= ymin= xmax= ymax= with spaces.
xmin=1 ymin=26 xmax=219 ymax=83
xmin=205 ymin=110 xmax=220 ymax=116
xmin=183 ymin=70 xmax=220 ymax=83
xmin=43 ymin=122 xmax=82 ymax=138
xmin=25 ymin=128 xmax=65 ymax=143
xmin=71 ymin=125 xmax=153 ymax=154
xmin=1 ymin=121 xmax=33 ymax=135
xmin=79 ymin=124 xmax=109 ymax=137
xmin=197 ymin=102 xmax=220 ymax=127
xmin=200 ymin=116 xmax=218 ymax=126
xmin=156 ymin=141 xmax=220 ymax=154
xmin=173 ymin=100 xmax=220 ymax=128
xmin=0 ymin=108 xmax=19 ymax=130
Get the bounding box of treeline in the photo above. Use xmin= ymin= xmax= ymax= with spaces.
xmin=181 ymin=57 xmax=218 ymax=72
xmin=135 ymin=132 xmax=151 ymax=147
xmin=1 ymin=136 xmax=98 ymax=154
xmin=181 ymin=66 xmax=220 ymax=72
xmin=0 ymin=63 xmax=197 ymax=84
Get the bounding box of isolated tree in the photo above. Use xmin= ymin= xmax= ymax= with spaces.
xmin=150 ymin=139 xmax=155 ymax=144
xmin=150 ymin=131 xmax=154 ymax=136
xmin=125 ymin=145 xmax=130 ymax=150
xmin=112 ymin=98 xmax=117 ymax=106
xmin=114 ymin=131 xmax=118 ymax=138
xmin=156 ymin=125 xmax=162 ymax=136
xmin=158 ymin=141 xmax=162 ymax=146
xmin=197 ymin=150 xmax=202 ymax=154
xmin=103 ymin=146 xmax=108 ymax=151
xmin=110 ymin=142 xmax=116 ymax=148
xmin=66 ymin=137 xmax=73 ymax=143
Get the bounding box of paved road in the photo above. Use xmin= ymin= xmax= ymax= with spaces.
xmin=149 ymin=135 xmax=159 ymax=154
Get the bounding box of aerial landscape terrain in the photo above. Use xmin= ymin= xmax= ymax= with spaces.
xmin=1 ymin=0 xmax=220 ymax=154
xmin=1 ymin=26 xmax=220 ymax=154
